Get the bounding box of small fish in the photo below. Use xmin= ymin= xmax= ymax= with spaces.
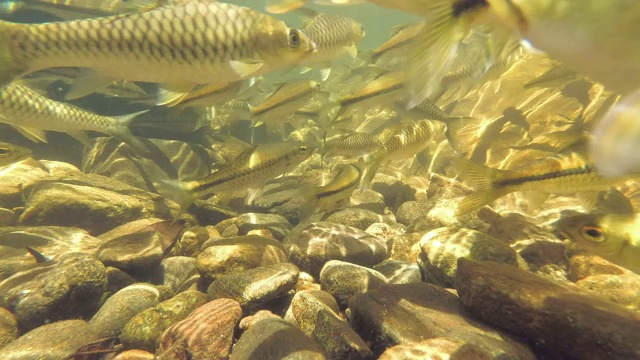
xmin=0 ymin=1 xmax=317 ymax=96
xmin=360 ymin=119 xmax=443 ymax=190
xmin=297 ymin=9 xmax=365 ymax=80
xmin=523 ymin=64 xmax=580 ymax=90
xmin=0 ymin=83 xmax=147 ymax=151
xmin=394 ymin=97 xmax=474 ymax=123
xmin=454 ymin=152 xmax=632 ymax=215
xmin=591 ymin=88 xmax=640 ymax=178
xmin=401 ymin=0 xmax=640 ymax=108
xmin=156 ymin=142 xmax=313 ymax=211
xmin=332 ymin=71 xmax=404 ymax=120
xmin=299 ymin=163 xmax=361 ymax=221
xmin=0 ymin=141 xmax=31 ymax=167
xmin=322 ymin=129 xmax=381 ymax=158
xmin=556 ymin=213 xmax=640 ymax=274
xmin=249 ymin=80 xmax=322 ymax=126
xmin=370 ymin=22 xmax=422 ymax=63
xmin=169 ymin=78 xmax=262 ymax=109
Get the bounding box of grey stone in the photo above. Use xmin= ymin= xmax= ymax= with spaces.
xmin=395 ymin=201 xmax=435 ymax=226
xmin=237 ymin=213 xmax=292 ymax=240
xmin=285 ymin=222 xmax=388 ymax=278
xmin=326 ymin=208 xmax=382 ymax=231
xmin=0 ymin=320 xmax=100 ymax=360
xmin=374 ymin=260 xmax=422 ymax=284
xmin=197 ymin=235 xmax=288 ymax=282
xmin=319 ymin=260 xmax=388 ymax=308
xmin=230 ymin=318 xmax=327 ymax=360
xmin=207 ymin=263 xmax=299 ymax=313
xmin=364 ymin=223 xmax=406 ymax=241
xmin=151 ymin=256 xmax=198 ymax=294
xmin=369 ymin=173 xmax=416 ymax=211
xmin=96 ymin=231 xmax=164 ymax=275
xmin=120 ymin=290 xmax=208 ymax=352
xmin=418 ymin=227 xmax=518 ymax=287
xmin=349 ymin=190 xmax=386 ymax=215
xmin=0 ymin=252 xmax=107 ymax=331
xmin=89 ymin=284 xmax=161 ymax=338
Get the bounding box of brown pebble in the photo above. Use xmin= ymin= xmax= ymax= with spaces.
xmin=112 ymin=349 xmax=155 ymax=360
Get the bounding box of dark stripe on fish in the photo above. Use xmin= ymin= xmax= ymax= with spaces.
xmin=339 ymin=82 xmax=403 ymax=107
xmin=316 ymin=167 xmax=361 ymax=199
xmin=252 ymin=87 xmax=315 ymax=116
xmin=496 ymin=166 xmax=594 ymax=187
xmin=452 ymin=0 xmax=489 ymax=18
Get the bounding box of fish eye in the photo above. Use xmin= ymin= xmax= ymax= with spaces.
xmin=288 ymin=30 xmax=300 ymax=48
xmin=581 ymin=225 xmax=606 ymax=243
xmin=299 ymin=145 xmax=308 ymax=153
xmin=0 ymin=147 xmax=10 ymax=157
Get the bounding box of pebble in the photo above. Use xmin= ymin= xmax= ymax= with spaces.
xmin=0 ymin=160 xmax=50 ymax=208
xmin=112 ymin=349 xmax=156 ymax=360
xmin=348 ymin=283 xmax=534 ymax=358
xmin=18 ymin=174 xmax=177 ymax=234
xmin=105 ymin=266 xmax=137 ymax=294
xmin=230 ymin=318 xmax=327 ymax=360
xmin=568 ymin=254 xmax=629 ymax=281
xmin=312 ymin=310 xmax=373 ymax=360
xmin=286 ymin=290 xmax=339 ymax=333
xmin=151 ymin=256 xmax=198 ymax=294
xmin=189 ymin=201 xmax=238 ymax=226
xmin=349 ymin=189 xmax=386 ymax=214
xmin=0 ymin=307 xmax=17 ymax=350
xmin=236 ymin=213 xmax=292 ymax=240
xmin=157 ymin=298 xmax=242 ymax=360
xmin=326 ymin=208 xmax=383 ymax=230
xmin=120 ymin=290 xmax=208 ymax=352
xmin=0 ymin=320 xmax=100 ymax=359
xmin=379 ymin=338 xmax=492 ymax=360
xmin=373 ymin=260 xmax=422 ymax=284
xmin=0 ymin=252 xmax=107 ymax=331
xmin=418 ymin=227 xmax=518 ymax=287
xmin=575 ymin=273 xmax=640 ymax=311
xmin=369 ymin=173 xmax=416 ymax=211
xmin=517 ymin=240 xmax=569 ymax=281
xmin=247 ymin=177 xmax=308 ymax=224
xmin=207 ymin=263 xmax=299 ymax=313
xmin=364 ymin=222 xmax=405 ymax=241
xmin=197 ymin=235 xmax=288 ymax=282
xmin=239 ymin=310 xmax=281 ymax=331
xmin=96 ymin=231 xmax=164 ymax=275
xmin=386 ymin=232 xmax=423 ymax=263
xmin=319 ymin=260 xmax=388 ymax=308
xmin=395 ymin=201 xmax=435 ymax=226
xmin=168 ymin=226 xmax=212 ymax=257
xmin=89 ymin=284 xmax=161 ymax=338
xmin=0 ymin=208 xmax=16 ymax=226
xmin=97 ymin=217 xmax=181 ymax=241
xmin=456 ymin=258 xmax=640 ymax=359
xmin=285 ymin=221 xmax=388 ymax=278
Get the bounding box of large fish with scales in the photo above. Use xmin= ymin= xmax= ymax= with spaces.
xmin=0 ymin=0 xmax=317 ymax=100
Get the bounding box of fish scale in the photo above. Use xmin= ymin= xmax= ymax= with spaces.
xmin=0 ymin=0 xmax=316 ymax=86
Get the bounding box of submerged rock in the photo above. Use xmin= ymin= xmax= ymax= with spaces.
xmin=19 ymin=174 xmax=178 ymax=235
xmin=89 ymin=284 xmax=161 ymax=338
xmin=96 ymin=231 xmax=164 ymax=275
xmin=285 ymin=222 xmax=388 ymax=278
xmin=349 ymin=189 xmax=386 ymax=215
xmin=379 ymin=338 xmax=493 ymax=360
xmin=373 ymin=260 xmax=422 ymax=284
xmin=0 ymin=307 xmax=17 ymax=350
xmin=152 ymin=256 xmax=198 ymax=294
xmin=418 ymin=227 xmax=518 ymax=287
xmin=369 ymin=173 xmax=416 ymax=211
xmin=348 ymin=283 xmax=533 ymax=358
xmin=230 ymin=318 xmax=327 ymax=360
xmin=207 ymin=263 xmax=299 ymax=313
xmin=319 ymin=260 xmax=387 ymax=308
xmin=326 ymin=208 xmax=382 ymax=231
xmin=0 ymin=252 xmax=107 ymax=331
xmin=120 ymin=290 xmax=208 ymax=352
xmin=0 ymin=320 xmax=100 ymax=360
xmin=236 ymin=213 xmax=292 ymax=240
xmin=157 ymin=298 xmax=242 ymax=360
xmin=197 ymin=235 xmax=288 ymax=283
xmin=456 ymin=259 xmax=640 ymax=359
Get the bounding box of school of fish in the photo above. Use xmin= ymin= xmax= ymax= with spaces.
xmin=0 ymin=0 xmax=639 ymax=275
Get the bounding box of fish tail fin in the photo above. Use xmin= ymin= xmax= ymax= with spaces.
xmin=403 ymin=1 xmax=471 ymax=108
xmin=359 ymin=154 xmax=382 ymax=192
xmin=155 ymin=178 xmax=194 ymax=216
xmin=453 ymin=157 xmax=508 ymax=215
xmin=112 ymin=110 xmax=152 ymax=156
xmin=0 ymin=21 xmax=27 ymax=87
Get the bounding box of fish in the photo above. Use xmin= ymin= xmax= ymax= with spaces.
xmin=360 ymin=119 xmax=443 ymax=190
xmin=0 ymin=141 xmax=31 ymax=167
xmin=297 ymin=9 xmax=366 ymax=80
xmin=249 ymin=80 xmax=322 ymax=127
xmin=0 ymin=0 xmax=317 ymax=99
xmin=402 ymin=0 xmax=640 ymax=108
xmin=156 ymin=141 xmax=314 ymax=211
xmin=322 ymin=129 xmax=381 ymax=159
xmin=556 ymin=213 xmax=640 ymax=274
xmin=168 ymin=78 xmax=262 ymax=109
xmin=454 ymin=151 xmax=633 ymax=215
xmin=590 ymin=87 xmax=640 ymax=178
xmin=0 ymin=82 xmax=148 ymax=151
xmin=298 ymin=163 xmax=361 ymax=221
xmin=332 ymin=71 xmax=404 ymax=120
xmin=0 ymin=0 xmax=164 ymax=20
xmin=370 ymin=23 xmax=422 ymax=63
